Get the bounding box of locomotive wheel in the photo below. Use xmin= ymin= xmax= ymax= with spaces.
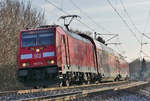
xmin=65 ymin=80 xmax=70 ymax=87
xmin=59 ymin=81 xmax=63 ymax=87
xmin=114 ymin=76 xmax=120 ymax=81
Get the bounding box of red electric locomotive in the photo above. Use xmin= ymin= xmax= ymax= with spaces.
xmin=17 ymin=25 xmax=129 ymax=87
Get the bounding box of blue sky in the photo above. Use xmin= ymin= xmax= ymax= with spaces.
xmin=27 ymin=0 xmax=150 ymax=62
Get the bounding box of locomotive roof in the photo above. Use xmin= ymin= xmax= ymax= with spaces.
xmin=20 ymin=25 xmax=59 ymax=32
xmin=67 ymin=31 xmax=91 ymax=43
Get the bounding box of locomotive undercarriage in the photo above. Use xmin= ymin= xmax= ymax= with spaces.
xmin=17 ymin=66 xmax=59 ymax=87
xmin=17 ymin=65 xmax=102 ymax=87
xmin=17 ymin=66 xmax=126 ymax=87
xmin=59 ymin=71 xmax=102 ymax=86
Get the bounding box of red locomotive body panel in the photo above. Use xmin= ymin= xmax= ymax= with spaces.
xmin=55 ymin=27 xmax=96 ymax=74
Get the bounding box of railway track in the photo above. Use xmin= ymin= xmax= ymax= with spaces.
xmin=74 ymin=81 xmax=150 ymax=101
xmin=0 ymin=81 xmax=147 ymax=101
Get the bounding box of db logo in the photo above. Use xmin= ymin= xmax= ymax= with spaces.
xmin=34 ymin=53 xmax=41 ymax=58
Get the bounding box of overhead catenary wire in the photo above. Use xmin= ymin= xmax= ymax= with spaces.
xmin=116 ymin=37 xmax=126 ymax=54
xmin=69 ymin=0 xmax=112 ymax=34
xmin=119 ymin=0 xmax=141 ymax=34
xmin=45 ymin=0 xmax=95 ymax=32
xmin=141 ymin=51 xmax=150 ymax=59
xmin=70 ymin=0 xmax=127 ymax=56
xmin=106 ymin=0 xmax=141 ymax=44
xmin=120 ymin=0 xmax=150 ymax=60
xmin=143 ymin=8 xmax=150 ymax=33
xmin=140 ymin=33 xmax=150 ymax=59
xmin=119 ymin=0 xmax=147 ymax=59
xmin=141 ymin=8 xmax=150 ymax=59
xmin=141 ymin=6 xmax=150 ymax=59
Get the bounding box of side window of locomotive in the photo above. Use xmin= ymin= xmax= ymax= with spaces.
xmin=62 ymin=35 xmax=66 ymax=44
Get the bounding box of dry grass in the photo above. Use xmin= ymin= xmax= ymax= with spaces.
xmin=0 ymin=65 xmax=26 ymax=91
xmin=0 ymin=0 xmax=45 ymax=91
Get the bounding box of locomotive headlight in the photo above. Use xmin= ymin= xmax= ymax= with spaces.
xmin=47 ymin=60 xmax=55 ymax=65
xmin=22 ymin=63 xmax=29 ymax=67
xmin=50 ymin=60 xmax=55 ymax=64
xmin=22 ymin=63 xmax=26 ymax=67
xmin=36 ymin=49 xmax=40 ymax=52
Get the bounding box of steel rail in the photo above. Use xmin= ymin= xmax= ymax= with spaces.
xmin=19 ymin=81 xmax=148 ymax=101
xmin=0 ymin=81 xmax=128 ymax=99
xmin=16 ymin=81 xmax=128 ymax=95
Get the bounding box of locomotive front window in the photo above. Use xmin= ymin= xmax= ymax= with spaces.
xmin=21 ymin=34 xmax=37 ymax=47
xmin=39 ymin=33 xmax=54 ymax=46
xmin=21 ymin=29 xmax=54 ymax=47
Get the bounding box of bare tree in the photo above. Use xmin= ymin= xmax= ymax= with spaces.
xmin=0 ymin=0 xmax=45 ymax=66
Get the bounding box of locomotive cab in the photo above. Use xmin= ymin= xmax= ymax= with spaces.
xmin=17 ymin=27 xmax=58 ymax=86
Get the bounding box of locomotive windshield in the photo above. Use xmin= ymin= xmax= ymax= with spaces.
xmin=21 ymin=29 xmax=54 ymax=47
xmin=39 ymin=33 xmax=54 ymax=46
xmin=21 ymin=34 xmax=36 ymax=47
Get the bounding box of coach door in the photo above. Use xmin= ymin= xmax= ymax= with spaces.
xmin=62 ymin=35 xmax=70 ymax=70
